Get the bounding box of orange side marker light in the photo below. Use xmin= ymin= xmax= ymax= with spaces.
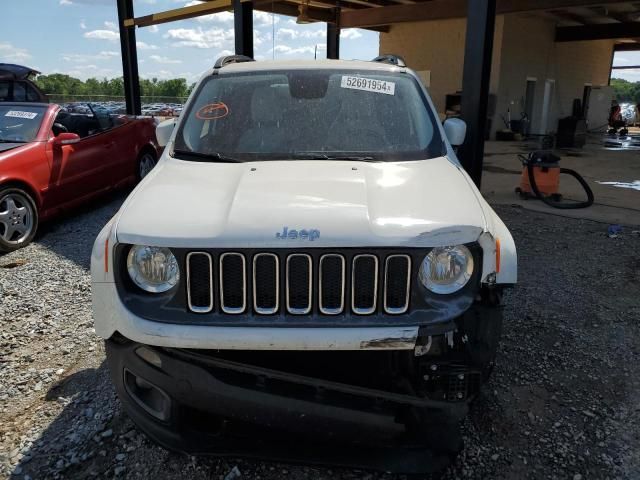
xmin=104 ymin=238 xmax=110 ymax=273
xmin=495 ymin=238 xmax=501 ymax=274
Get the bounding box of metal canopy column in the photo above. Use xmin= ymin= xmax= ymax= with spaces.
xmin=459 ymin=0 xmax=496 ymax=188
xmin=234 ymin=0 xmax=254 ymax=57
xmin=117 ymin=0 xmax=141 ymax=115
xmin=327 ymin=10 xmax=340 ymax=59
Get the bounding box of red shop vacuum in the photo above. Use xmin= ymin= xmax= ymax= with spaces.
xmin=515 ymin=151 xmax=594 ymax=209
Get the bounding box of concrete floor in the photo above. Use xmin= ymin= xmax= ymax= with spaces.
xmin=481 ymin=135 xmax=640 ymax=226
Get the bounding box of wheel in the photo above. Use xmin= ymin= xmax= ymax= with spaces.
xmin=0 ymin=187 xmax=38 ymax=252
xmin=137 ymin=151 xmax=157 ymax=181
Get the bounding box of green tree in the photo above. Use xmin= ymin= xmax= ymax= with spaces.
xmin=611 ymin=77 xmax=640 ymax=104
xmin=33 ymin=73 xmax=190 ymax=101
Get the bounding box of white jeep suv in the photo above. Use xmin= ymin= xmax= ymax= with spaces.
xmin=91 ymin=55 xmax=516 ymax=472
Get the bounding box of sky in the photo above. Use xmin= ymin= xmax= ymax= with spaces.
xmin=1 ymin=0 xmax=379 ymax=82
xmin=612 ymin=51 xmax=640 ymax=82
xmin=3 ymin=2 xmax=640 ymax=84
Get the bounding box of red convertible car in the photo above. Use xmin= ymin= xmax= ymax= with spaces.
xmin=0 ymin=102 xmax=159 ymax=252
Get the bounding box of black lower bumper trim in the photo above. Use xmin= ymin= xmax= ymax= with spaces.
xmin=106 ymin=339 xmax=467 ymax=474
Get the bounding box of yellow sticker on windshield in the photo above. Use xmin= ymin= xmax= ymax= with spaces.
xmin=340 ymin=76 xmax=395 ymax=95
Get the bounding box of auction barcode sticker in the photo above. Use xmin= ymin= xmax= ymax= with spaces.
xmin=340 ymin=76 xmax=395 ymax=95
xmin=5 ymin=111 xmax=38 ymax=120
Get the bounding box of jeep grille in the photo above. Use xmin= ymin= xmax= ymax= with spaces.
xmin=186 ymin=251 xmax=411 ymax=316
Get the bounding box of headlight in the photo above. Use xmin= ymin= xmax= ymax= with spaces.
xmin=127 ymin=245 xmax=180 ymax=293
xmin=418 ymin=245 xmax=474 ymax=294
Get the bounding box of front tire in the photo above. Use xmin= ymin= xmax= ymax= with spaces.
xmin=137 ymin=151 xmax=157 ymax=181
xmin=0 ymin=187 xmax=38 ymax=252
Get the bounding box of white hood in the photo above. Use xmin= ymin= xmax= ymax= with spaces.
xmin=115 ymin=156 xmax=487 ymax=248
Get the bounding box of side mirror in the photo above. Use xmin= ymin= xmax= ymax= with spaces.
xmin=53 ymin=132 xmax=81 ymax=147
xmin=443 ymin=118 xmax=467 ymax=147
xmin=156 ymin=118 xmax=176 ymax=147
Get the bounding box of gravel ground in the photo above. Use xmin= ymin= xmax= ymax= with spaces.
xmin=0 ymin=192 xmax=639 ymax=480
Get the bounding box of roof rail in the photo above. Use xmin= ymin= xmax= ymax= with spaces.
xmin=214 ymin=55 xmax=255 ymax=69
xmin=371 ymin=54 xmax=406 ymax=67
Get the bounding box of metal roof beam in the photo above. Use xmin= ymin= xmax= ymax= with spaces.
xmin=549 ymin=9 xmax=595 ymax=25
xmin=588 ymin=5 xmax=634 ymax=22
xmin=614 ymin=41 xmax=640 ymax=50
xmin=340 ymin=0 xmax=630 ymax=29
xmin=123 ymin=0 xmax=232 ymax=27
xmin=253 ymin=1 xmax=389 ymax=31
xmin=556 ymin=22 xmax=640 ymax=41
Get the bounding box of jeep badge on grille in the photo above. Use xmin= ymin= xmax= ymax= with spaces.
xmin=276 ymin=227 xmax=320 ymax=241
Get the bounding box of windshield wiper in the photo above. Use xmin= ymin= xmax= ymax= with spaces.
xmin=172 ymin=149 xmax=243 ymax=163
xmin=292 ymin=153 xmax=377 ymax=161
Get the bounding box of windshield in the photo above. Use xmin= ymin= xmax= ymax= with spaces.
xmin=0 ymin=105 xmax=45 ymax=143
xmin=174 ymin=69 xmax=443 ymax=161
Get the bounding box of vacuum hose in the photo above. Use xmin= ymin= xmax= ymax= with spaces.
xmin=526 ymin=162 xmax=594 ymax=209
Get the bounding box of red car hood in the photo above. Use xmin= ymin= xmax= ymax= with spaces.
xmin=0 ymin=141 xmax=39 ymax=160
xmin=0 ymin=142 xmax=30 ymax=154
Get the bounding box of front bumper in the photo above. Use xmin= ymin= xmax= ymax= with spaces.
xmin=106 ymin=338 xmax=472 ymax=473
xmin=93 ymin=282 xmax=435 ymax=350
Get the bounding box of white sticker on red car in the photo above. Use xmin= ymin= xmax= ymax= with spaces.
xmin=340 ymin=76 xmax=395 ymax=95
xmin=5 ymin=110 xmax=38 ymax=120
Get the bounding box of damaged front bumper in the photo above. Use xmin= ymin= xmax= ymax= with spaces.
xmin=106 ymin=335 xmax=483 ymax=473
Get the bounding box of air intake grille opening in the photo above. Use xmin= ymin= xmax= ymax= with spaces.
xmin=319 ymin=254 xmax=345 ymax=315
xmin=220 ymin=253 xmax=246 ymax=314
xmin=253 ymin=253 xmax=279 ymax=314
xmin=384 ymin=255 xmax=411 ymax=314
xmin=352 ymin=255 xmax=378 ymax=314
xmin=287 ymin=254 xmax=312 ymax=314
xmin=182 ymin=250 xmax=413 ymax=317
xmin=186 ymin=252 xmax=213 ymax=313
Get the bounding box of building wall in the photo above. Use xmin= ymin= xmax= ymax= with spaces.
xmin=379 ymin=16 xmax=504 ymax=116
xmin=379 ymin=13 xmax=614 ymax=137
xmin=494 ymin=14 xmax=558 ymax=135
xmin=555 ymin=39 xmax=615 ymax=123
xmin=497 ymin=14 xmax=614 ymax=135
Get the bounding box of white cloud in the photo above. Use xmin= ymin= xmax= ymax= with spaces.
xmin=183 ymin=1 xmax=234 ymax=23
xmin=272 ymin=44 xmax=324 ymax=56
xmin=80 ymin=20 xmax=87 ymax=29
xmin=142 ymin=69 xmax=175 ymax=80
xmin=62 ymin=51 xmax=119 ymax=62
xmin=137 ymin=41 xmax=159 ymax=50
xmin=340 ymin=29 xmax=362 ymax=40
xmin=149 ymin=55 xmax=182 ymax=64
xmin=200 ymin=10 xmax=234 ymax=23
xmin=277 ymin=27 xmax=325 ymax=40
xmin=84 ymin=29 xmax=119 ymax=41
xmin=148 ymin=25 xmax=160 ymax=33
xmin=59 ymin=64 xmax=117 ymax=80
xmin=0 ymin=42 xmax=32 ymax=62
xmin=62 ymin=0 xmax=112 ymax=4
xmin=164 ymin=27 xmax=234 ymax=49
xmin=104 ymin=21 xmax=117 ymax=30
xmin=254 ymin=11 xmax=279 ymax=27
